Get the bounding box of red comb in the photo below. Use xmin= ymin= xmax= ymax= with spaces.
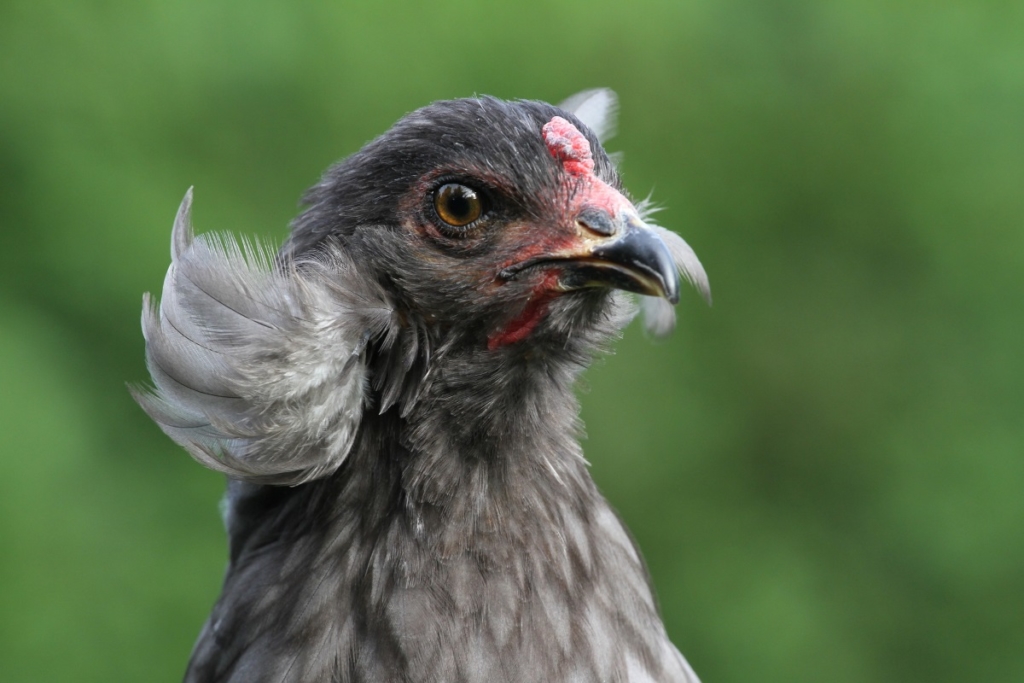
xmin=542 ymin=116 xmax=595 ymax=177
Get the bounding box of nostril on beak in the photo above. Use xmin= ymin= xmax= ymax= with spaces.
xmin=575 ymin=208 xmax=616 ymax=237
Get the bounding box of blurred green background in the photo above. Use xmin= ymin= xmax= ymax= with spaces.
xmin=1 ymin=0 xmax=1022 ymax=681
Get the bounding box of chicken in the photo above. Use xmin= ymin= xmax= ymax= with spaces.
xmin=134 ymin=90 xmax=710 ymax=683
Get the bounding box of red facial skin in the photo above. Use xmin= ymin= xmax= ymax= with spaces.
xmin=487 ymin=117 xmax=635 ymax=350
xmin=486 ymin=271 xmax=562 ymax=350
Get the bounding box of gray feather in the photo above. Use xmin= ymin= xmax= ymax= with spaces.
xmin=640 ymin=296 xmax=679 ymax=338
xmin=133 ymin=190 xmax=394 ymax=485
xmin=559 ymin=88 xmax=618 ymax=143
xmin=637 ymin=226 xmax=710 ymax=337
xmin=652 ymin=225 xmax=711 ymax=306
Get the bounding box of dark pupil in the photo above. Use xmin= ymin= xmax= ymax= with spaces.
xmin=446 ymin=190 xmax=471 ymax=219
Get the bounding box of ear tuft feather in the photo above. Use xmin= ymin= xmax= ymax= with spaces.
xmin=135 ymin=190 xmax=393 ymax=485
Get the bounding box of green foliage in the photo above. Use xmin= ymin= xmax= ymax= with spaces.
xmin=1 ymin=1 xmax=1022 ymax=681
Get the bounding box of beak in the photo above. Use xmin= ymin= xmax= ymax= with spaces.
xmin=500 ymin=208 xmax=682 ymax=303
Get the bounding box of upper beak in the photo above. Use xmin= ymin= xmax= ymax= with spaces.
xmin=500 ymin=208 xmax=682 ymax=303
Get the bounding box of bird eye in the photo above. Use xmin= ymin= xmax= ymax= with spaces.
xmin=433 ymin=183 xmax=483 ymax=229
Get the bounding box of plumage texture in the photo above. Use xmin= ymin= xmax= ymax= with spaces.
xmin=135 ymin=90 xmax=707 ymax=682
xmin=132 ymin=189 xmax=395 ymax=485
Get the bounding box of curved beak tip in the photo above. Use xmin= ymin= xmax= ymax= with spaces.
xmin=588 ymin=218 xmax=682 ymax=303
xmin=666 ymin=282 xmax=681 ymax=305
